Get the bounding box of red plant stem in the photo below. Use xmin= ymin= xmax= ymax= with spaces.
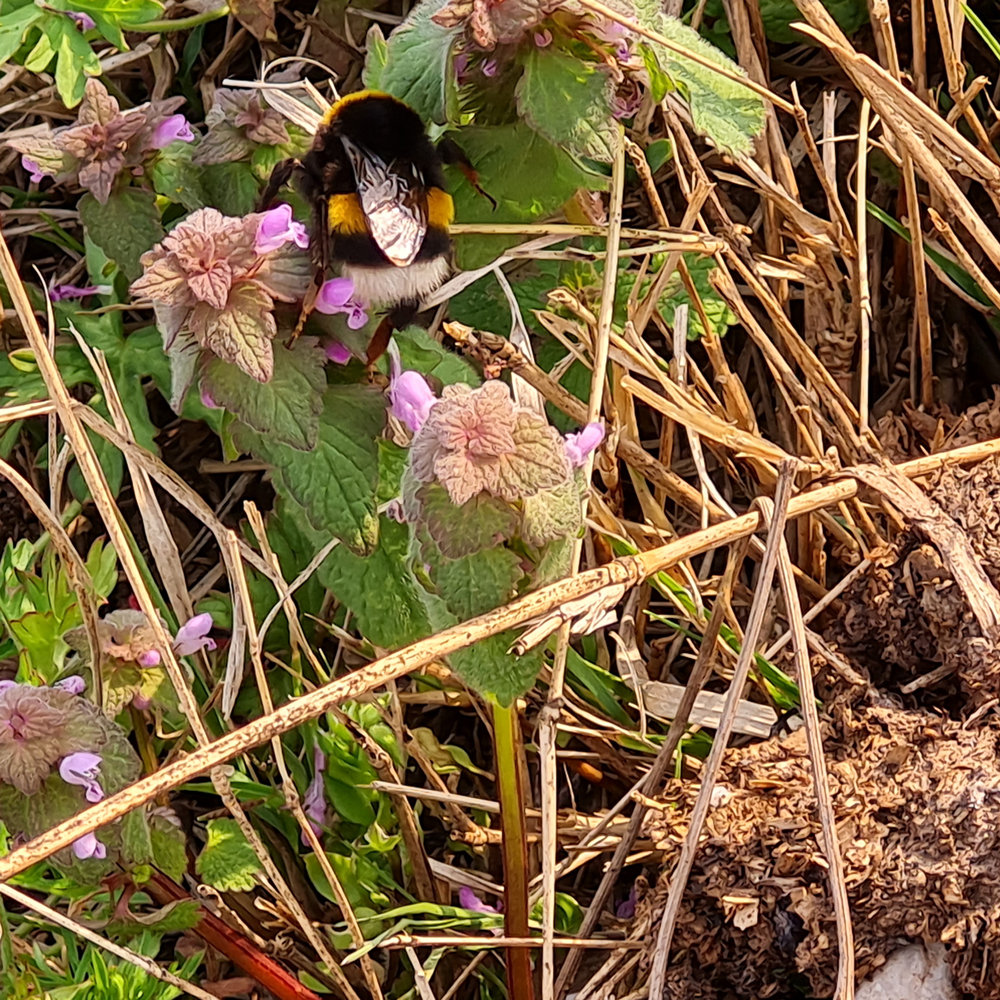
xmin=492 ymin=701 xmax=535 ymax=1000
xmin=145 ymin=871 xmax=323 ymax=1000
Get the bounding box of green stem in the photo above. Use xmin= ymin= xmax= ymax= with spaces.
xmin=130 ymin=6 xmax=230 ymax=32
xmin=492 ymin=699 xmax=535 ymax=1000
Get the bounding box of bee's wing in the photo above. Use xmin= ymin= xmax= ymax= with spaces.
xmin=341 ymin=135 xmax=427 ymax=268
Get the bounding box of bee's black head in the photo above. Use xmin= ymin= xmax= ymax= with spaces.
xmin=327 ymin=91 xmax=432 ymax=165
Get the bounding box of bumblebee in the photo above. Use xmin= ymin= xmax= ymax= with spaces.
xmin=261 ymin=90 xmax=483 ymax=357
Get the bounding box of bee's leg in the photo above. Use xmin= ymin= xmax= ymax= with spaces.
xmin=289 ymin=196 xmax=332 ymax=345
xmin=437 ymin=137 xmax=497 ymax=209
xmin=365 ymin=301 xmax=419 ymax=367
xmin=257 ymin=157 xmax=299 ymax=212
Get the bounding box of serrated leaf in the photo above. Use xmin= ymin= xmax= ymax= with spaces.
xmin=373 ymin=0 xmax=461 ymax=125
xmin=444 ymin=123 xmax=607 ymax=270
xmin=434 ymin=546 xmax=524 ymax=621
xmin=377 ymin=439 xmax=408 ymax=504
xmin=79 ymin=189 xmax=164 ymax=281
xmin=417 ymin=484 xmax=518 ymax=559
xmin=150 ymin=821 xmax=189 ymax=883
xmin=240 ymin=385 xmax=385 ymax=554
xmin=196 ymin=818 xmax=262 ymax=892
xmin=521 ymin=479 xmax=582 ymax=548
xmin=120 ymin=808 xmax=153 ymax=866
xmin=151 ymin=142 xmax=207 ymax=211
xmin=201 ymin=161 xmax=260 ymax=216
xmin=626 ymin=0 xmax=764 ymax=156
xmin=701 ymin=0 xmax=868 ymax=46
xmin=449 ymin=261 xmax=563 ymax=338
xmin=363 ymin=23 xmax=388 ymax=90
xmin=450 ymin=634 xmax=544 ymax=706
xmin=203 ymin=339 xmax=325 ymax=450
xmin=319 ymin=516 xmax=432 ymax=648
xmin=394 ymin=326 xmax=480 ymax=387
xmin=517 ymin=48 xmax=618 ymax=163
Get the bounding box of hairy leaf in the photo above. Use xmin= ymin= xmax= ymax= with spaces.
xmin=444 ymin=123 xmax=607 ymax=269
xmin=394 ymin=326 xmax=480 ymax=388
xmin=196 ymin=818 xmax=262 ymax=892
xmin=625 ymin=0 xmax=764 ymax=156
xmin=372 ymin=0 xmax=461 ymax=125
xmin=450 ymin=634 xmax=544 ymax=706
xmin=418 ymin=484 xmax=518 ymax=559
xmin=319 ymin=516 xmax=432 ymax=649
xmin=202 ymin=339 xmax=325 ymax=449
xmin=517 ymin=48 xmax=618 ymax=163
xmin=521 ymin=479 xmax=582 ymax=548
xmin=201 ymin=161 xmax=260 ymax=216
xmin=151 ymin=142 xmax=207 ymax=211
xmin=79 ymin=189 xmax=163 ymax=281
xmin=435 ymin=546 xmax=524 ymax=621
xmin=240 ymin=385 xmax=386 ymax=554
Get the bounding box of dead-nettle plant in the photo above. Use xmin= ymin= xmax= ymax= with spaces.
xmin=128 ymin=206 xmax=365 ymax=401
xmin=0 ymin=678 xmax=185 ymax=872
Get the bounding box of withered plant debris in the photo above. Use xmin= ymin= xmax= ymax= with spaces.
xmin=641 ymin=696 xmax=1000 ymax=999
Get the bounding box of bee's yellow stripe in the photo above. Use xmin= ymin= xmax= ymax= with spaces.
xmin=427 ymin=187 xmax=454 ymax=230
xmin=329 ymin=188 xmax=454 ymax=237
xmin=321 ymin=89 xmax=396 ymax=126
xmin=327 ymin=193 xmax=369 ymax=235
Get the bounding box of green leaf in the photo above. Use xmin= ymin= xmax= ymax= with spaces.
xmin=151 ymin=142 xmax=207 ymax=211
xmin=377 ymin=439 xmax=408 ymax=505
xmin=701 ymin=0 xmax=868 ymax=46
xmin=451 ymin=634 xmax=544 ymax=706
xmin=628 ymin=0 xmax=765 ymax=156
xmin=195 ymin=818 xmax=262 ymax=892
xmin=201 ymin=161 xmax=260 ymax=216
xmin=78 ymin=189 xmax=164 ymax=281
xmin=363 ymin=22 xmax=388 ymax=90
xmin=0 ymin=6 xmax=45 ymax=65
xmin=434 ymin=546 xmax=524 ymax=621
xmin=444 ymin=123 xmax=607 ymax=270
xmin=319 ymin=516 xmax=432 ymax=648
xmin=516 ymin=48 xmax=618 ymax=163
xmin=393 ymin=326 xmax=480 ymax=387
xmin=521 ymin=478 xmax=582 ymax=548
xmin=203 ymin=339 xmax=325 ymax=450
xmin=449 ymin=261 xmax=563 ymax=339
xmin=416 ymin=483 xmax=518 ymax=559
xmin=645 ymin=137 xmax=673 ymax=173
xmin=373 ymin=0 xmax=461 ymax=125
xmin=240 ymin=385 xmax=385 ymax=554
xmin=23 ymin=30 xmax=56 ymax=72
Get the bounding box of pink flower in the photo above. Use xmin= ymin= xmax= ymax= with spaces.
xmin=150 ymin=114 xmax=194 ymax=149
xmin=482 ymin=59 xmax=498 ymax=77
xmin=50 ymin=283 xmax=105 ymax=301
xmin=315 ymin=278 xmax=368 ymax=329
xmin=66 ymin=10 xmax=96 ymax=31
xmin=22 ymin=156 xmax=46 ymax=183
xmin=326 ymin=342 xmax=352 ymax=365
xmin=201 ymin=388 xmax=220 ymax=409
xmin=534 ymin=28 xmax=553 ymax=46
xmin=137 ymin=650 xmax=161 ymax=667
xmin=173 ymin=613 xmax=216 ymax=656
xmin=59 ymin=751 xmax=104 ymax=804
xmin=459 ymin=887 xmax=499 ymax=914
xmin=254 ymin=204 xmax=310 ymax=254
xmin=616 ymin=884 xmax=637 ymax=919
xmin=54 ymin=676 xmax=85 ymax=695
xmin=564 ymin=422 xmax=605 ymax=467
xmin=72 ymin=831 xmax=106 ymax=861
xmin=390 ymin=371 xmax=437 ymax=435
xmin=455 ymin=52 xmax=470 ymax=84
xmin=302 ymin=747 xmax=327 ymax=842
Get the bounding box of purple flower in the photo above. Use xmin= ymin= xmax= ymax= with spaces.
xmin=66 ymin=10 xmax=96 ymax=31
xmin=611 ymin=88 xmax=642 ymax=121
xmin=137 ymin=650 xmax=161 ymax=667
xmin=54 ymin=676 xmax=85 ymax=695
xmin=482 ymin=60 xmax=498 ymax=78
xmin=59 ymin=751 xmax=104 ymax=804
xmin=534 ymin=29 xmax=553 ymax=46
xmin=72 ymin=831 xmax=106 ymax=861
xmin=150 ymin=114 xmax=194 ymax=149
xmin=459 ymin=887 xmax=501 ymax=929
xmin=326 ymin=341 xmax=352 ymax=365
xmin=302 ymin=747 xmax=327 ymax=841
xmin=173 ymin=613 xmax=216 ymax=656
xmin=315 ymin=278 xmax=368 ymax=329
xmin=201 ymin=389 xmax=220 ymax=410
xmin=50 ymin=283 xmax=103 ymax=301
xmin=254 ymin=203 xmax=310 ymax=255
xmin=564 ymin=422 xmax=605 ymax=467
xmin=0 ymin=681 xmax=17 ymax=694
xmin=390 ymin=371 xmax=437 ymax=435
xmin=22 ymin=156 xmax=46 ymax=183
xmin=616 ymin=884 xmax=637 ymax=919
xmin=132 ymin=693 xmax=152 ymax=711
xmin=455 ymin=52 xmax=470 ymax=84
